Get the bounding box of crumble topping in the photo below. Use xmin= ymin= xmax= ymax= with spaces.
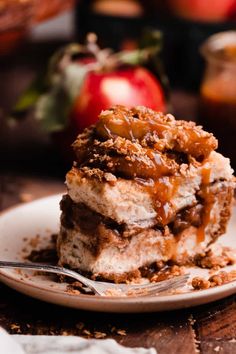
xmin=72 ymin=105 xmax=218 ymax=180
xmin=96 ymin=105 xmax=218 ymax=158
xmin=67 ymin=166 xmax=117 ymax=184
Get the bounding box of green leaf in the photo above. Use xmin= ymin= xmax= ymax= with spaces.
xmin=115 ymin=30 xmax=162 ymax=67
xmin=139 ymin=29 xmax=163 ymax=51
xmin=35 ymin=63 xmax=90 ymax=133
xmin=10 ymin=43 xmax=84 ymax=125
xmin=62 ymin=64 xmax=89 ymax=100
xmin=35 ymin=89 xmax=71 ymax=133
xmin=115 ymin=49 xmax=147 ymax=66
xmin=11 ymin=74 xmax=47 ymax=120
xmin=14 ymin=89 xmax=40 ymax=112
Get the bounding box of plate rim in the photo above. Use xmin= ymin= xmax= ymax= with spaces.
xmin=1 ymin=264 xmax=236 ymax=303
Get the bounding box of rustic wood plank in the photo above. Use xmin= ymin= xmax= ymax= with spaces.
xmin=200 ymin=340 xmax=236 ymax=354
xmin=194 ymin=296 xmax=236 ymax=339
xmin=118 ymin=316 xmax=197 ymax=354
xmin=193 ymin=295 xmax=236 ymax=353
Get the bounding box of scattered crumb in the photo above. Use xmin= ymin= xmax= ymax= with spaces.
xmin=10 ymin=324 xmax=21 ymax=333
xmin=141 ymin=264 xmax=185 ymax=283
xmin=151 ymin=265 xmax=185 ymax=283
xmin=104 ymin=288 xmax=125 ymax=297
xmin=94 ymin=331 xmax=107 ymax=339
xmin=82 ymin=329 xmax=92 ymax=337
xmin=116 ymin=329 xmax=127 ymax=336
xmin=29 ymin=235 xmax=40 ymax=248
xmin=229 ymin=338 xmax=236 ymax=343
xmin=62 ymin=331 xmax=70 ymax=336
xmin=66 ymin=287 xmax=81 ymax=295
xmin=188 ymin=315 xmax=196 ymax=326
xmin=170 ymin=288 xmax=185 ymax=295
xmin=10 ymin=324 xmax=20 ymax=330
xmin=192 ymin=270 xmax=236 ymax=290
xmin=214 ymin=346 xmax=220 ymax=352
xmin=15 ymin=269 xmax=24 ymax=276
xmin=25 ymin=234 xmax=58 ymax=264
xmin=195 ymin=246 xmax=236 ymax=270
xmin=110 ymin=326 xmax=127 ymax=336
xmin=126 ymin=288 xmax=149 ymax=297
xmin=192 ymin=277 xmax=211 ymax=290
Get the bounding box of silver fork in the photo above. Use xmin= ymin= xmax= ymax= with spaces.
xmin=0 ymin=261 xmax=189 ymax=297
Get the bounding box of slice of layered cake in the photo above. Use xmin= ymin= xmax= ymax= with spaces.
xmin=57 ymin=105 xmax=235 ymax=282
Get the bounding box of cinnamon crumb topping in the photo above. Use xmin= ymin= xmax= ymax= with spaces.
xmin=68 ymin=166 xmax=117 ymax=184
xmin=72 ymin=105 xmax=218 ymax=181
xmin=96 ymin=105 xmax=217 ymax=158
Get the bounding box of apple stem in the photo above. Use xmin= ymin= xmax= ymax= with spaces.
xmin=86 ymin=33 xmax=100 ymax=57
xmin=86 ymin=32 xmax=116 ymax=72
xmin=84 ymin=32 xmax=161 ymax=72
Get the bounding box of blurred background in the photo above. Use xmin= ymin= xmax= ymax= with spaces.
xmin=1 ymin=0 xmax=236 ymax=187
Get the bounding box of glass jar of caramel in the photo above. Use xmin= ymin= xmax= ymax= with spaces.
xmin=199 ymin=31 xmax=236 ymax=168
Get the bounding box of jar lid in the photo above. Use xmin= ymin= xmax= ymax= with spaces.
xmin=201 ymin=31 xmax=236 ymax=66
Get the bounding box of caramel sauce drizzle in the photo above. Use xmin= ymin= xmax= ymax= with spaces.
xmin=111 ymin=148 xmax=177 ymax=180
xmin=136 ymin=176 xmax=180 ymax=226
xmin=96 ymin=109 xmax=217 ymax=159
xmin=196 ymin=167 xmax=212 ymax=243
xmin=201 ymin=166 xmax=211 ymax=185
xmin=97 ymin=112 xmax=170 ymax=142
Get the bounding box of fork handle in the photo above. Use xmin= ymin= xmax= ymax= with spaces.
xmin=0 ymin=260 xmax=73 ymax=275
xmin=0 ymin=260 xmax=99 ymax=294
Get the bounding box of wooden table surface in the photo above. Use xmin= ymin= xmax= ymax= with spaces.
xmin=1 ymin=41 xmax=236 ymax=354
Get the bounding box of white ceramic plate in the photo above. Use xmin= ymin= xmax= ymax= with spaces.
xmin=0 ymin=194 xmax=236 ymax=313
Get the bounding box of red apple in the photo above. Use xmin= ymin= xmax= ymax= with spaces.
xmin=70 ymin=66 xmax=166 ymax=133
xmin=169 ymin=0 xmax=236 ymax=22
xmin=52 ymin=65 xmax=166 ymax=163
